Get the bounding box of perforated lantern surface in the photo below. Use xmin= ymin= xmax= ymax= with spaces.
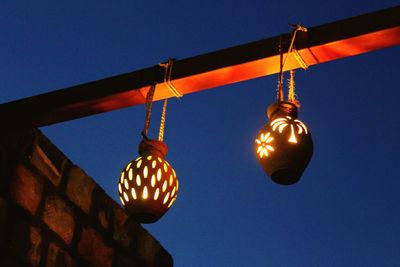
xmin=255 ymin=102 xmax=313 ymax=185
xmin=118 ymin=139 xmax=178 ymax=223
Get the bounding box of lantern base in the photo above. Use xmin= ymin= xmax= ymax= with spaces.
xmin=271 ymin=169 xmax=302 ymax=185
xmin=127 ymin=209 xmax=164 ymax=224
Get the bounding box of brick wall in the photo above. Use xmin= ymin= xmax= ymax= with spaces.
xmin=0 ymin=129 xmax=173 ymax=267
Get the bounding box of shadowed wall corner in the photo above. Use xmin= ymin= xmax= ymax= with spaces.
xmin=0 ymin=128 xmax=173 ymax=267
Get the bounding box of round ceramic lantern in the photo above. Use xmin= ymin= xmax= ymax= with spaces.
xmin=255 ymin=101 xmax=313 ymax=185
xmin=118 ymin=138 xmax=178 ymax=223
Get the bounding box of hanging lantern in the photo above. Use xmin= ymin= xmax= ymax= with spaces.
xmin=118 ymin=138 xmax=178 ymax=223
xmin=255 ymin=101 xmax=313 ymax=185
xmin=118 ymin=82 xmax=178 ymax=223
xmin=255 ymin=25 xmax=313 ymax=184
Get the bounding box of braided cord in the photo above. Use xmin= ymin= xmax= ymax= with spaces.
xmin=158 ymin=99 xmax=168 ymax=141
xmin=143 ymin=84 xmax=156 ymax=137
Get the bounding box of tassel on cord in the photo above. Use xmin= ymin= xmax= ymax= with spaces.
xmin=277 ymin=36 xmax=285 ymax=102
xmin=288 ymin=69 xmax=295 ymax=102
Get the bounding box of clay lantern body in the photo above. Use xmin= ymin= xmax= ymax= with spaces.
xmin=118 ymin=139 xmax=178 ymax=223
xmin=255 ymin=102 xmax=313 ymax=185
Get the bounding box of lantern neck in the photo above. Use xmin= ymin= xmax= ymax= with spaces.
xmin=138 ymin=138 xmax=168 ymax=158
xmin=267 ymin=101 xmax=298 ymax=120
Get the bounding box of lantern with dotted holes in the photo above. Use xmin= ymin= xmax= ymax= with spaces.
xmin=255 ymin=101 xmax=313 ymax=185
xmin=118 ymin=138 xmax=178 ymax=223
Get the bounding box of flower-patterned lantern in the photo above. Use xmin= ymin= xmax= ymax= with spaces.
xmin=119 ymin=138 xmax=178 ymax=223
xmin=255 ymin=101 xmax=313 ymax=185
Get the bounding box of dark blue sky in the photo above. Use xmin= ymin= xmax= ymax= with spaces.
xmin=2 ymin=1 xmax=399 ymax=266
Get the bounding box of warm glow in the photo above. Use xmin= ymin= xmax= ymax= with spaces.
xmin=171 ymin=186 xmax=176 ymax=197
xmin=128 ymin=169 xmax=133 ymax=181
xmin=289 ymin=125 xmax=298 ymax=143
xmin=131 ymin=188 xmax=137 ymax=200
xmin=295 ymin=119 xmax=308 ymax=134
xmin=125 ymin=162 xmax=132 ymax=171
xmin=163 ymin=192 xmax=170 ymax=204
xmin=118 ymin=154 xmax=179 ymax=222
xmin=167 ymin=197 xmax=176 ymax=208
xmin=270 ymin=116 xmax=308 ymax=143
xmin=154 ymin=188 xmax=160 ymax=200
xmin=256 ymin=132 xmax=275 ymax=158
xmin=164 ymin=163 xmax=168 ymax=172
xmin=143 ymin=186 xmax=148 ymax=199
xmin=128 ymin=169 xmax=133 ymax=180
xmin=136 ymin=160 xmax=142 ymax=168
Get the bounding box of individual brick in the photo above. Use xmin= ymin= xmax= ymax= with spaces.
xmin=112 ymin=206 xmax=131 ymax=249
xmin=92 ymin=187 xmax=114 ymax=230
xmin=46 ymin=242 xmax=75 ymax=267
xmin=30 ymin=144 xmax=64 ymax=187
xmin=9 ymin=221 xmax=42 ymax=266
xmin=66 ymin=165 xmax=96 ymax=214
xmin=10 ymin=164 xmax=43 ymax=216
xmin=28 ymin=226 xmax=42 ymax=266
xmin=78 ymin=226 xmax=113 ymax=267
xmin=43 ymin=194 xmax=75 ymax=245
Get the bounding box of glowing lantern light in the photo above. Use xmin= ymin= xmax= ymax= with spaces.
xmin=255 ymin=101 xmax=313 ymax=185
xmin=119 ymin=138 xmax=178 ymax=223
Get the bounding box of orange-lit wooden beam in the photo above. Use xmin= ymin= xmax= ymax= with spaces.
xmin=1 ymin=6 xmax=399 ymax=128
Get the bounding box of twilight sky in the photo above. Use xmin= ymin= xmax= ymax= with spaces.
xmin=1 ymin=1 xmax=399 ymax=266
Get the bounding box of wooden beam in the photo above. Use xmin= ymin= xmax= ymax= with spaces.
xmin=1 ymin=6 xmax=399 ymax=127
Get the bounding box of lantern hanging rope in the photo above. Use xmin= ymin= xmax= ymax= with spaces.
xmin=160 ymin=58 xmax=182 ymax=98
xmin=158 ymin=98 xmax=168 ymax=142
xmin=142 ymin=83 xmax=156 ymax=138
